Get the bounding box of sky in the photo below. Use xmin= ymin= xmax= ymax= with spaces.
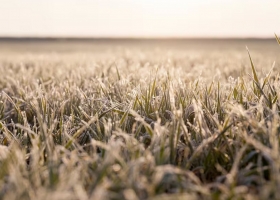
xmin=0 ymin=0 xmax=280 ymax=38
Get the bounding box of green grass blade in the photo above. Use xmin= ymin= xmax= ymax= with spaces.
xmin=246 ymin=47 xmax=259 ymax=85
xmin=65 ymin=116 xmax=98 ymax=149
xmin=119 ymin=106 xmax=131 ymax=127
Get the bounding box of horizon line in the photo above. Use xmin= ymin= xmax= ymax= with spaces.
xmin=0 ymin=36 xmax=276 ymax=41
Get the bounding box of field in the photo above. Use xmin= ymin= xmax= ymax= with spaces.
xmin=0 ymin=38 xmax=280 ymax=200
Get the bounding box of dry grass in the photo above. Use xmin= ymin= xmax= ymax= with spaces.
xmin=0 ymin=38 xmax=279 ymax=200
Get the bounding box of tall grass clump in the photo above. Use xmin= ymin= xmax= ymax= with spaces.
xmin=0 ymin=36 xmax=279 ymax=199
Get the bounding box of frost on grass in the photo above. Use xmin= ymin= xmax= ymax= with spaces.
xmin=0 ymin=45 xmax=280 ymax=200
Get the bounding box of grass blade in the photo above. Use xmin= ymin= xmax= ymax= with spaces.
xmin=275 ymin=33 xmax=280 ymax=45
xmin=246 ymin=47 xmax=259 ymax=85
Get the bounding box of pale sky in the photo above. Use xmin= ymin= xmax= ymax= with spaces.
xmin=0 ymin=0 xmax=280 ymax=38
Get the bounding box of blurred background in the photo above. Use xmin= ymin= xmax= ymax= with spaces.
xmin=0 ymin=0 xmax=279 ymax=56
xmin=1 ymin=0 xmax=280 ymax=38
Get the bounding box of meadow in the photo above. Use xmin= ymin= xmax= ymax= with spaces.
xmin=0 ymin=38 xmax=279 ymax=199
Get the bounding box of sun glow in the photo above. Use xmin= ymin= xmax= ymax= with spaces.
xmin=0 ymin=0 xmax=280 ymax=37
